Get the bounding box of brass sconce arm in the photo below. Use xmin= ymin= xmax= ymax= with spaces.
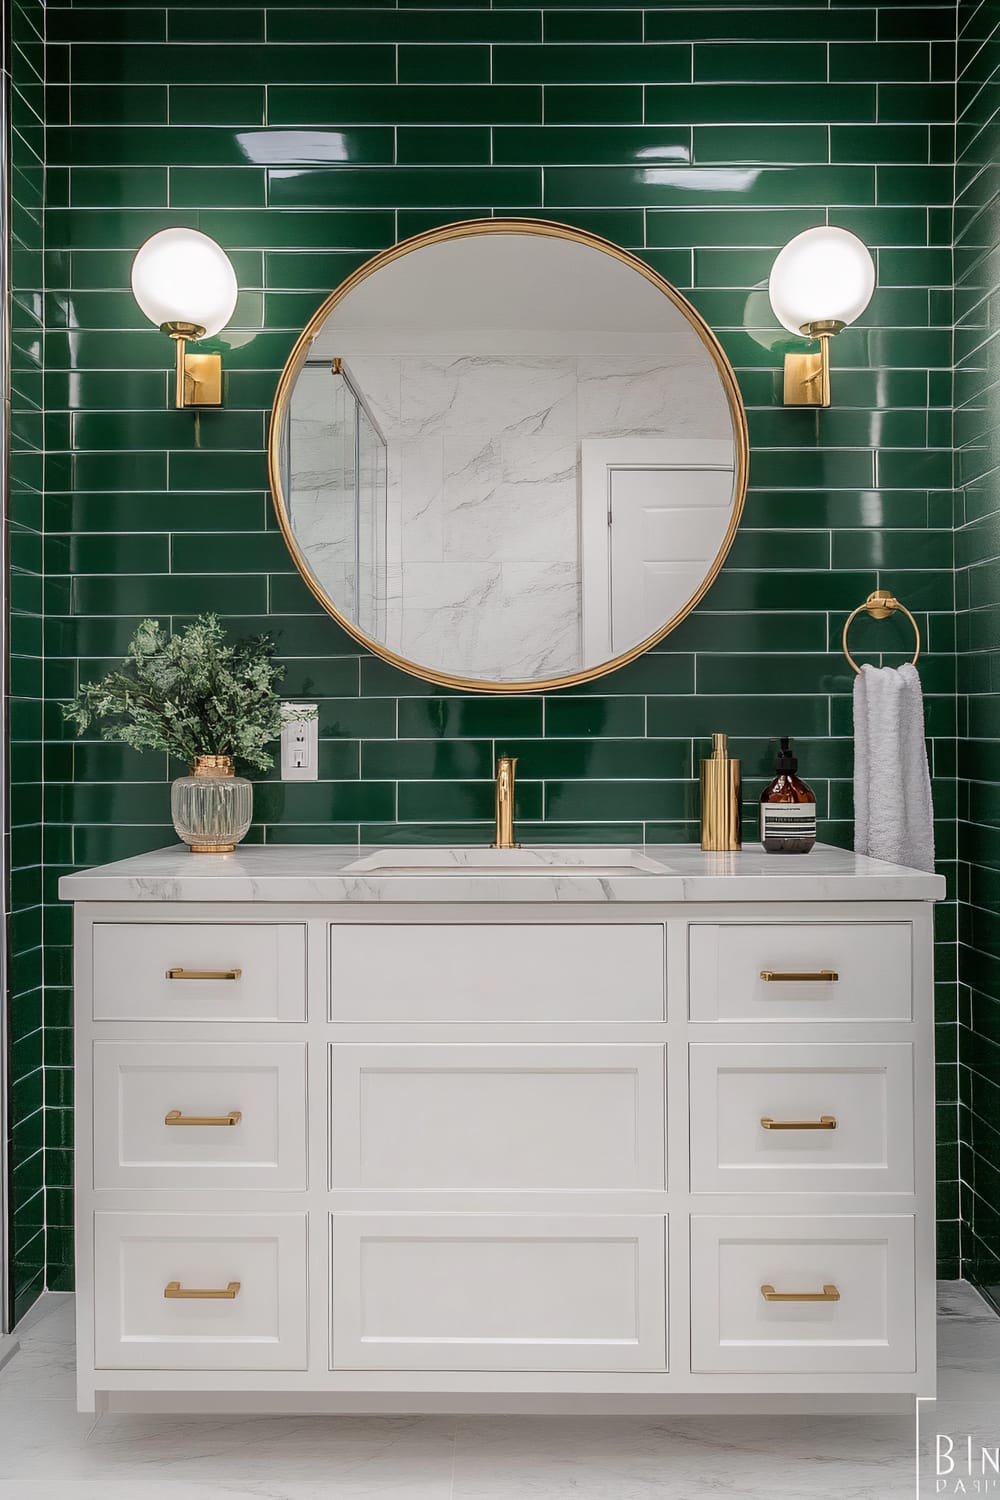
xmin=782 ymin=319 xmax=845 ymax=408
xmin=161 ymin=320 xmax=223 ymax=410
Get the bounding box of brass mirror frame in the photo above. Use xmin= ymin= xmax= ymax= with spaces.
xmin=267 ymin=217 xmax=749 ymax=695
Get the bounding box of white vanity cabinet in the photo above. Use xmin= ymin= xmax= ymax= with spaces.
xmin=61 ymin=844 xmax=943 ymax=1415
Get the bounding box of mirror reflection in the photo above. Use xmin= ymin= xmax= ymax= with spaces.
xmin=273 ymin=223 xmax=746 ymax=689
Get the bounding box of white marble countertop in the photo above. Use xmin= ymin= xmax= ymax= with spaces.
xmin=58 ymin=842 xmax=946 ymax=903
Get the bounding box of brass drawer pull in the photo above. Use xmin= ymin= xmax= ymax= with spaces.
xmin=759 ymin=969 xmax=838 ymax=983
xmin=164 ymin=1109 xmax=242 ymax=1127
xmin=761 ymin=1283 xmax=840 ymax=1302
xmin=166 ymin=967 xmax=242 ymax=981
xmin=164 ymin=1280 xmax=241 ymax=1300
xmin=760 ymin=1115 xmax=837 ymax=1131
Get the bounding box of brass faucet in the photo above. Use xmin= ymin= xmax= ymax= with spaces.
xmin=492 ymin=755 xmax=519 ymax=849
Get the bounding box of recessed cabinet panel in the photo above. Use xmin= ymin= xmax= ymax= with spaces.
xmin=690 ymin=1216 xmax=915 ymax=1374
xmin=93 ymin=1042 xmax=308 ymax=1192
xmin=688 ymin=922 xmax=912 ymax=1022
xmin=93 ymin=1212 xmax=308 ymax=1371
xmin=93 ymin=923 xmax=307 ymax=1022
xmin=329 ymin=923 xmax=665 ymax=1022
xmin=330 ymin=1214 xmax=667 ymax=1371
xmin=330 ymin=1044 xmax=665 ymax=1191
xmin=689 ymin=1043 xmax=913 ymax=1194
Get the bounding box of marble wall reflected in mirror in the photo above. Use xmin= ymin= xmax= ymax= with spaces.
xmin=269 ymin=221 xmax=748 ymax=692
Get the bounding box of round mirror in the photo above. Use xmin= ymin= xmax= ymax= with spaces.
xmin=269 ymin=219 xmax=748 ymax=693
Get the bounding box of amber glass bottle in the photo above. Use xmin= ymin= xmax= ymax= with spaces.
xmin=759 ymin=737 xmax=817 ymax=853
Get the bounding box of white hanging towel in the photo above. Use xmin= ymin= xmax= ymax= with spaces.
xmin=853 ymin=661 xmax=935 ymax=873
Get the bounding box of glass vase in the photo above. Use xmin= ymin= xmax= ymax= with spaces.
xmin=171 ymin=755 xmax=252 ymax=854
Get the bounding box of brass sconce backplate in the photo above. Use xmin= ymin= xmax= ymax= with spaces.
xmin=182 ymin=352 xmax=223 ymax=407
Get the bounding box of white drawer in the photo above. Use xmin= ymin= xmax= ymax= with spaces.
xmin=690 ymin=1215 xmax=915 ymax=1373
xmin=93 ymin=1212 xmax=308 ymax=1370
xmin=329 ymin=922 xmax=665 ymax=1022
xmin=330 ymin=1043 xmax=665 ymax=1191
xmin=92 ymin=923 xmax=307 ymax=1022
xmin=330 ymin=1214 xmax=667 ymax=1371
xmin=93 ymin=1042 xmax=308 ymax=1191
xmin=688 ymin=922 xmax=912 ymax=1022
xmin=689 ymin=1043 xmax=913 ymax=1194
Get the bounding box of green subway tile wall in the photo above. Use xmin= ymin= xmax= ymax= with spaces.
xmin=6 ymin=0 xmax=47 ymax=1326
xmin=7 ymin=1 xmax=961 ymax=1300
xmin=956 ymin=0 xmax=1000 ymax=1298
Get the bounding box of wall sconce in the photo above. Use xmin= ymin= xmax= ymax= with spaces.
xmin=130 ymin=228 xmax=238 ymax=409
xmin=768 ymin=227 xmax=875 ymax=407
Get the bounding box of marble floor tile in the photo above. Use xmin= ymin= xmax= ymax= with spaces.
xmin=0 ymin=1284 xmax=997 ymax=1499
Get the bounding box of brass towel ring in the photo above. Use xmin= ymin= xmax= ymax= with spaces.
xmin=842 ymin=589 xmax=921 ymax=675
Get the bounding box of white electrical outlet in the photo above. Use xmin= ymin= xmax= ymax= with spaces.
xmin=280 ymin=704 xmax=319 ymax=781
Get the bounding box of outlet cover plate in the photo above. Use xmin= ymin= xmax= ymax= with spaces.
xmin=280 ymin=704 xmax=318 ymax=781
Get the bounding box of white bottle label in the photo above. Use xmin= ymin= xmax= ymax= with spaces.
xmin=760 ymin=801 xmax=816 ymax=842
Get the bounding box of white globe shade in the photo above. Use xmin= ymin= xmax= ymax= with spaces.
xmin=768 ymin=226 xmax=875 ymax=336
xmin=130 ymin=228 xmax=238 ymax=339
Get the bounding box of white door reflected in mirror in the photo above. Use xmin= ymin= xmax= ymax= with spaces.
xmin=270 ymin=220 xmax=747 ymax=692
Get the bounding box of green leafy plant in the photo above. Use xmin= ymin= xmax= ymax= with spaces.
xmin=63 ymin=614 xmax=313 ymax=772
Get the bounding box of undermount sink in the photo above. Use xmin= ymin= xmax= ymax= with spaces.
xmin=343 ymin=846 xmax=671 ymax=875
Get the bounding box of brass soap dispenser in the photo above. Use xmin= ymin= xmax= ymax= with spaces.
xmin=700 ymin=733 xmax=742 ymax=851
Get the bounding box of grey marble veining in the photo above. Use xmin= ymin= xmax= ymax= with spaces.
xmin=58 ymin=842 xmax=947 ymax=903
xmin=284 ymin=345 xmax=737 ymax=682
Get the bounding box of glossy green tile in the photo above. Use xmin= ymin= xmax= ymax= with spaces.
xmin=397 ymin=127 xmax=492 ymax=165
xmin=655 ymin=208 xmax=823 ymax=250
xmin=47 ymin=7 xmax=166 ymax=42
xmin=252 ymin=780 xmax=395 ymax=822
xmin=65 ymin=491 xmax=267 ymax=534
xmin=269 ymin=9 xmax=539 ymax=41
xmin=833 ymin=528 xmax=953 ymax=568
xmin=878 ymin=81 xmax=955 ymax=121
xmin=71 ymin=574 xmax=268 ymax=617
xmin=494 ymin=126 xmax=690 ymax=166
xmin=831 ymin=124 xmax=932 ymax=161
xmin=71 ymin=167 xmax=167 ymax=208
xmin=547 ymin=779 xmax=691 ymax=821
xmin=693 ymin=125 xmax=829 ymax=166
xmin=541 ymin=84 xmax=642 ymax=123
xmin=694 ymin=43 xmax=828 ymax=83
xmin=398 ymin=779 xmax=543 ymax=821
xmin=495 ymin=44 xmax=690 ymax=84
xmin=363 ymin=740 xmax=493 ymax=779
xmin=883 ymin=5 xmax=956 ymax=39
xmin=647 ymin=82 xmax=877 ymax=125
xmin=71 ymin=411 xmax=264 ymax=452
xmin=545 ymin=164 xmax=874 ymax=209
xmin=544 ymin=696 xmax=645 ymax=738
xmin=168 ymin=9 xmax=264 ymax=41
xmin=669 ymin=611 xmax=828 ymax=654
xmin=398 ymin=45 xmax=491 ymax=82
xmin=832 ymin=41 xmax=931 ymax=81
xmin=544 ymin=11 xmax=642 ymax=41
xmin=268 ymin=84 xmax=542 ymax=125
xmin=69 ymin=83 xmax=169 ymax=124
xmin=71 ymin=44 xmax=397 ymax=86
xmin=398 ymin=698 xmax=544 ymax=740
xmin=67 ymin=535 xmax=170 ymax=575
xmin=878 ymin=164 xmax=954 ymax=203
xmin=168 ymin=85 xmax=266 ymax=126
xmin=169 ymin=451 xmax=269 ymax=492
xmin=506 ymin=738 xmax=692 ymax=778
xmin=172 ymin=532 xmax=294 ymax=573
xmin=268 ymin=166 xmax=542 ymax=209
xmin=172 ymin=167 xmax=267 ymax=208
